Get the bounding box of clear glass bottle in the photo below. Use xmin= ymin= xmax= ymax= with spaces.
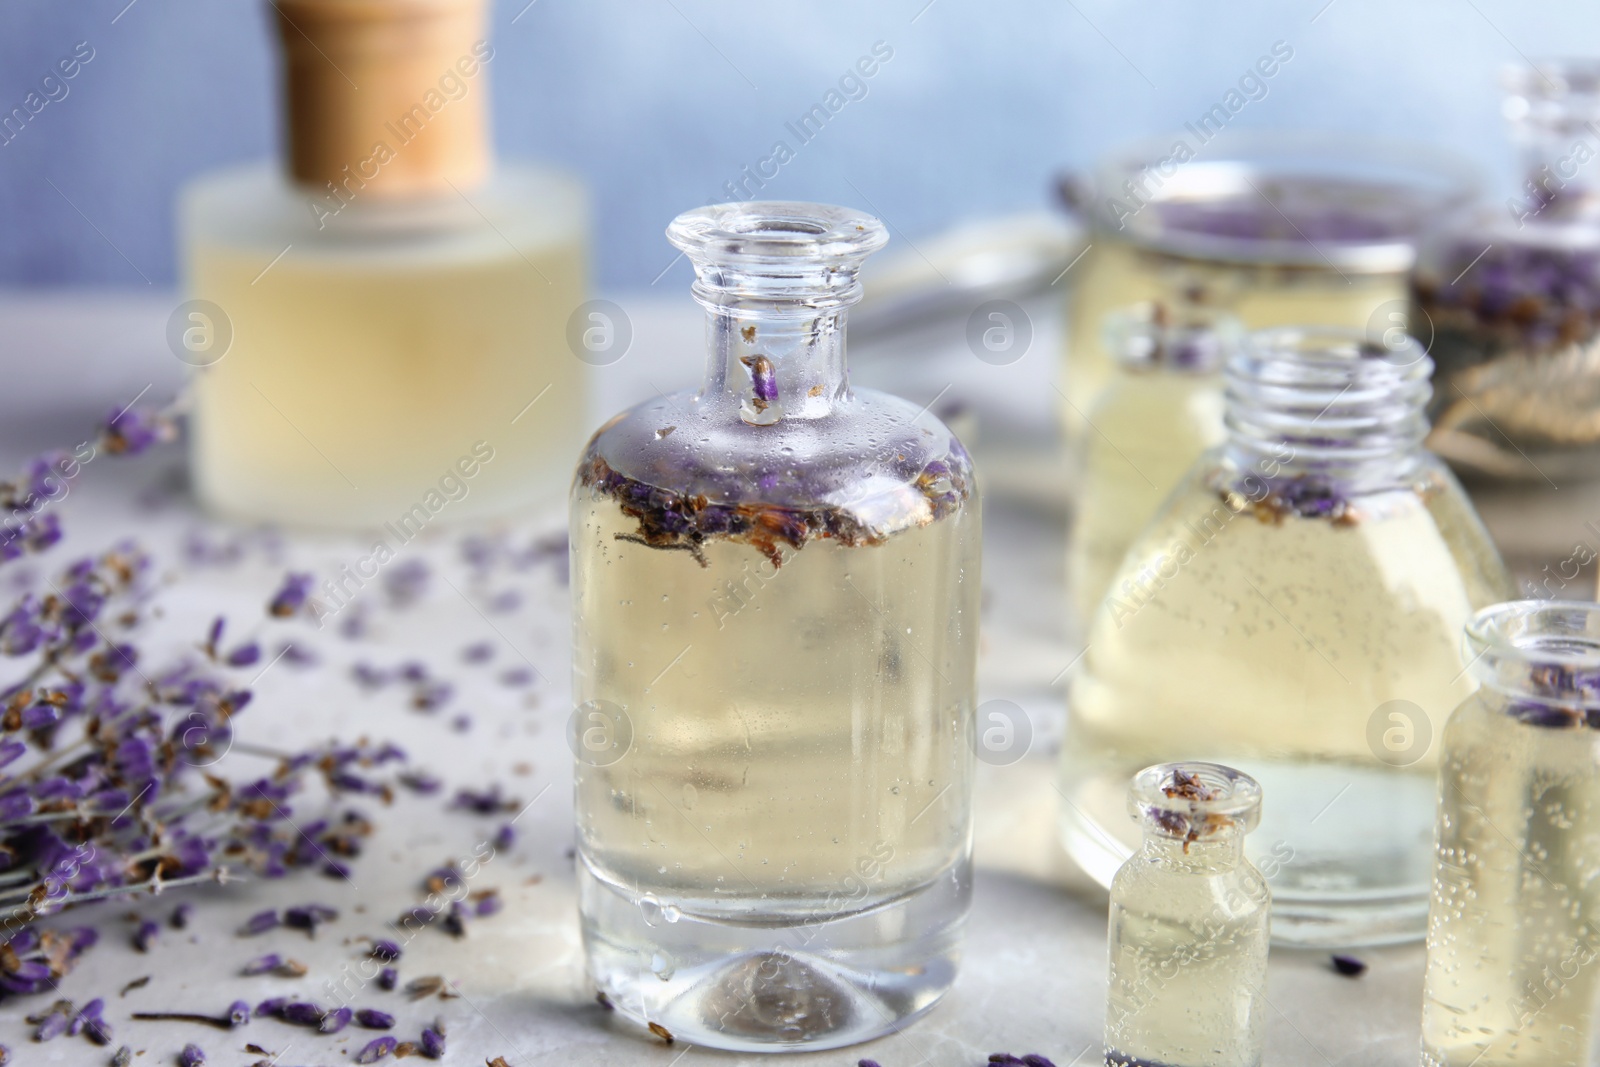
xmin=1059 ymin=327 xmax=1515 ymax=946
xmin=1058 ymin=132 xmax=1474 ymax=438
xmin=1068 ymin=301 xmax=1232 ymax=628
xmin=570 ymin=202 xmax=980 ymax=1051
xmin=1411 ymin=60 xmax=1600 ymax=482
xmin=1422 ymin=600 xmax=1600 ymax=1067
xmin=180 ymin=0 xmax=587 ymax=527
xmin=1105 ymin=762 xmax=1269 ymax=1067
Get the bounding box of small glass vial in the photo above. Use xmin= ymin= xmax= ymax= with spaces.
xmin=1060 ymin=327 xmax=1514 ymax=946
xmin=1422 ymin=600 xmax=1600 ymax=1067
xmin=1412 ymin=60 xmax=1600 ymax=482
xmin=1105 ymin=763 xmax=1269 ymax=1067
xmin=180 ymin=0 xmax=587 ymax=527
xmin=1068 ymin=301 xmax=1232 ymax=628
xmin=570 ymin=202 xmax=980 ymax=1051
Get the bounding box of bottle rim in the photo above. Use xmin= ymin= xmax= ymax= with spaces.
xmin=1465 ymin=599 xmax=1600 ymax=710
xmin=1127 ymin=761 xmax=1262 ymax=841
xmin=667 ymin=201 xmax=889 ymax=263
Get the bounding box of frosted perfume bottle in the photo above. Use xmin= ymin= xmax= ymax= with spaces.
xmin=1105 ymin=763 xmax=1269 ymax=1067
xmin=1059 ymin=328 xmax=1514 ymax=946
xmin=1422 ymin=601 xmax=1600 ymax=1067
xmin=1068 ymin=302 xmax=1231 ymax=627
xmin=180 ymin=0 xmax=587 ymax=527
xmin=570 ymin=202 xmax=980 ymax=1051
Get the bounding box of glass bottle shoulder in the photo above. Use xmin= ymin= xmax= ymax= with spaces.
xmin=574 ymin=385 xmax=977 ymax=550
xmin=1110 ymin=849 xmax=1269 ymax=927
xmin=179 ymin=161 xmax=585 ymax=263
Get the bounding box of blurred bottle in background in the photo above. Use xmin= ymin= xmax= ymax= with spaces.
xmin=180 ymin=0 xmax=587 ymax=528
xmin=1056 ymin=132 xmax=1475 ymax=445
xmin=1068 ymin=298 xmax=1232 ymax=629
xmin=1413 ymin=59 xmax=1600 ymax=484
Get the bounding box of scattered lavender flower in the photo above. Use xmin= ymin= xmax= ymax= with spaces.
xmin=254 ymin=998 xmax=288 ymax=1018
xmin=227 ymin=1000 xmax=250 ymax=1027
xmin=378 ymin=966 xmax=399 ymax=992
xmin=356 ymin=1008 xmax=395 ymax=1029
xmin=240 ymin=911 xmax=280 ymax=936
xmin=461 ymin=641 xmax=494 ymax=663
xmin=103 ymin=406 xmax=173 ymax=456
xmin=499 ymin=667 xmax=533 ymax=688
xmin=267 ymin=572 xmax=314 ymax=618
xmin=1331 ymin=953 xmax=1367 ymax=977
xmin=170 ymin=902 xmax=193 ymax=930
xmin=134 ymin=919 xmax=160 ymax=952
xmin=280 ymin=1001 xmax=323 ymax=1027
xmin=487 ymin=589 xmax=521 ymax=613
xmin=112 ymin=1048 xmax=131 ymax=1067
xmin=383 ymin=560 xmax=431 ymax=607
xmin=452 ymin=784 xmax=516 ymax=815
xmin=284 ymin=903 xmax=338 ymax=936
xmin=241 ymin=954 xmax=284 ymax=977
xmin=356 ymin=1035 xmax=398 ymax=1063
xmin=420 ymin=1025 xmax=445 ymax=1058
xmin=475 ymin=892 xmax=502 ymax=918
xmin=492 ymin=823 xmax=515 ymax=850
xmin=178 ymin=1043 xmax=205 ymax=1067
xmin=34 ymin=1007 xmax=70 ymax=1041
xmin=319 ymin=1005 xmax=352 ymax=1034
xmin=369 ymin=939 xmax=401 ymax=962
xmin=858 ymin=1060 xmax=882 ymax=1067
xmin=450 ymin=713 xmax=472 ymax=733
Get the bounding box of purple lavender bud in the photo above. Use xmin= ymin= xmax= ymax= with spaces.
xmin=241 ymin=953 xmax=283 ymax=976
xmin=475 ymin=894 xmax=502 ymax=918
xmin=0 ymin=788 xmax=35 ymax=821
xmin=461 ymin=641 xmax=494 ymax=663
xmin=9 ymin=960 xmax=51 ymax=982
xmin=398 ymin=771 xmax=442 ymax=795
xmin=420 ymin=1026 xmax=445 ymax=1058
xmin=34 ymin=1011 xmax=69 ymax=1041
xmin=355 ymin=1036 xmax=398 ymax=1064
xmin=369 ymin=939 xmax=402 ymax=962
xmin=227 ymin=1000 xmax=250 ymax=1027
xmin=134 ymin=919 xmax=160 ymax=952
xmin=858 ymin=1061 xmax=883 ymax=1067
xmin=741 ymin=354 xmax=779 ymax=402
xmin=280 ymin=1001 xmax=323 ymax=1026
xmin=284 ymin=903 xmax=338 ymax=933
xmin=378 ymin=966 xmax=399 ymax=991
xmin=83 ymin=1015 xmax=113 ymax=1045
xmin=0 ymin=738 xmax=26 ymax=770
xmin=267 ymin=572 xmax=314 ymax=617
xmin=355 ymin=1008 xmax=395 ymax=1029
xmin=253 ymin=998 xmax=288 ymax=1018
xmin=20 ymin=703 xmax=60 ymax=729
xmin=319 ymin=1006 xmax=353 ymax=1034
xmin=178 ymin=1043 xmax=206 ymax=1067
xmin=492 ymin=823 xmax=515 ymax=850
xmin=1021 ymin=1057 xmax=1058 ymax=1067
xmin=225 ymin=643 xmax=261 ymax=667
xmin=1331 ymin=953 xmax=1368 ymax=977
xmin=171 ymin=901 xmax=193 ymax=930
xmin=104 ymin=406 xmax=163 ymax=455
xmin=206 ymin=616 xmax=225 ymax=651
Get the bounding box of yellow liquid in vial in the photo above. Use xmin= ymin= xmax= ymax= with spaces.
xmin=572 ymin=494 xmax=980 ymax=910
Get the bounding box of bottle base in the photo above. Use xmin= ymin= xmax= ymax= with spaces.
xmin=1059 ymin=756 xmax=1432 ymax=947
xmin=577 ymin=856 xmax=969 ymax=1052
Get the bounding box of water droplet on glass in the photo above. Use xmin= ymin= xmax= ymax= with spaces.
xmin=638 ymin=894 xmax=663 ymax=926
xmin=662 ymin=904 xmax=681 ymax=923
xmin=651 ymin=951 xmax=676 ymax=980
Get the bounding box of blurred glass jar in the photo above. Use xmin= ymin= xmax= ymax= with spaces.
xmin=1068 ymin=300 xmax=1233 ymax=629
xmin=1422 ymin=601 xmax=1600 ymax=1067
xmin=1059 ymin=328 xmax=1514 ymax=946
xmin=1412 ymin=60 xmax=1600 ymax=482
xmin=1057 ymin=132 xmax=1476 ymax=442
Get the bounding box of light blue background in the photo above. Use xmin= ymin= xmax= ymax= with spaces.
xmin=0 ymin=0 xmax=1584 ymax=288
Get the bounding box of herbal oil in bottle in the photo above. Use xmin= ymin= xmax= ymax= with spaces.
xmin=570 ymin=202 xmax=980 ymax=1051
xmin=1060 ymin=328 xmax=1513 ymax=946
xmin=180 ymin=0 xmax=587 ymax=527
xmin=1105 ymin=763 xmax=1269 ymax=1067
xmin=1068 ymin=302 xmax=1230 ymax=627
xmin=1422 ymin=601 xmax=1600 ymax=1067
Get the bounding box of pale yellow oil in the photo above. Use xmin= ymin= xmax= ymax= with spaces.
xmin=1062 ymin=242 xmax=1405 ymax=433
xmin=188 ymin=235 xmax=586 ymax=526
xmin=571 ymin=493 xmax=980 ymax=915
xmin=1422 ymin=697 xmax=1600 ymax=1067
xmin=1061 ymin=468 xmax=1514 ymax=920
xmin=1069 ymin=370 xmax=1225 ymax=626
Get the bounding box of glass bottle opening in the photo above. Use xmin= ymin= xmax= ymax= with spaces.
xmin=1127 ymin=761 xmax=1262 ymax=842
xmin=1225 ymin=326 xmax=1432 ymax=467
xmin=667 ymin=201 xmax=888 ymax=265
xmin=1465 ymin=599 xmax=1600 ymax=720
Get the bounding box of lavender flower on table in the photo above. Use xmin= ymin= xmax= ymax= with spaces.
xmin=356 ymin=1035 xmax=398 ymax=1063
xmin=319 ymin=1005 xmax=353 ymax=1034
xmin=134 ymin=919 xmax=160 ymax=952
xmin=377 ymin=966 xmax=399 ymax=991
xmin=240 ymin=911 xmax=279 ymax=936
xmin=420 ymin=1025 xmax=445 ymax=1058
xmin=284 ymin=902 xmax=338 ymax=936
xmin=356 ymin=1008 xmax=395 ymax=1029
xmin=267 ymin=572 xmax=314 ymax=618
xmin=178 ymin=1043 xmax=206 ymax=1067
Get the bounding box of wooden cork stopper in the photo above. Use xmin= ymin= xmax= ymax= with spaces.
xmin=272 ymin=0 xmax=491 ymax=198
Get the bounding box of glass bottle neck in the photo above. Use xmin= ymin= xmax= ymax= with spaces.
xmin=1140 ymin=830 xmax=1246 ymax=872
xmin=696 ymin=280 xmax=851 ymax=421
xmin=1467 ymin=600 xmax=1600 ymax=726
xmin=1223 ymin=327 xmax=1432 ymax=482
